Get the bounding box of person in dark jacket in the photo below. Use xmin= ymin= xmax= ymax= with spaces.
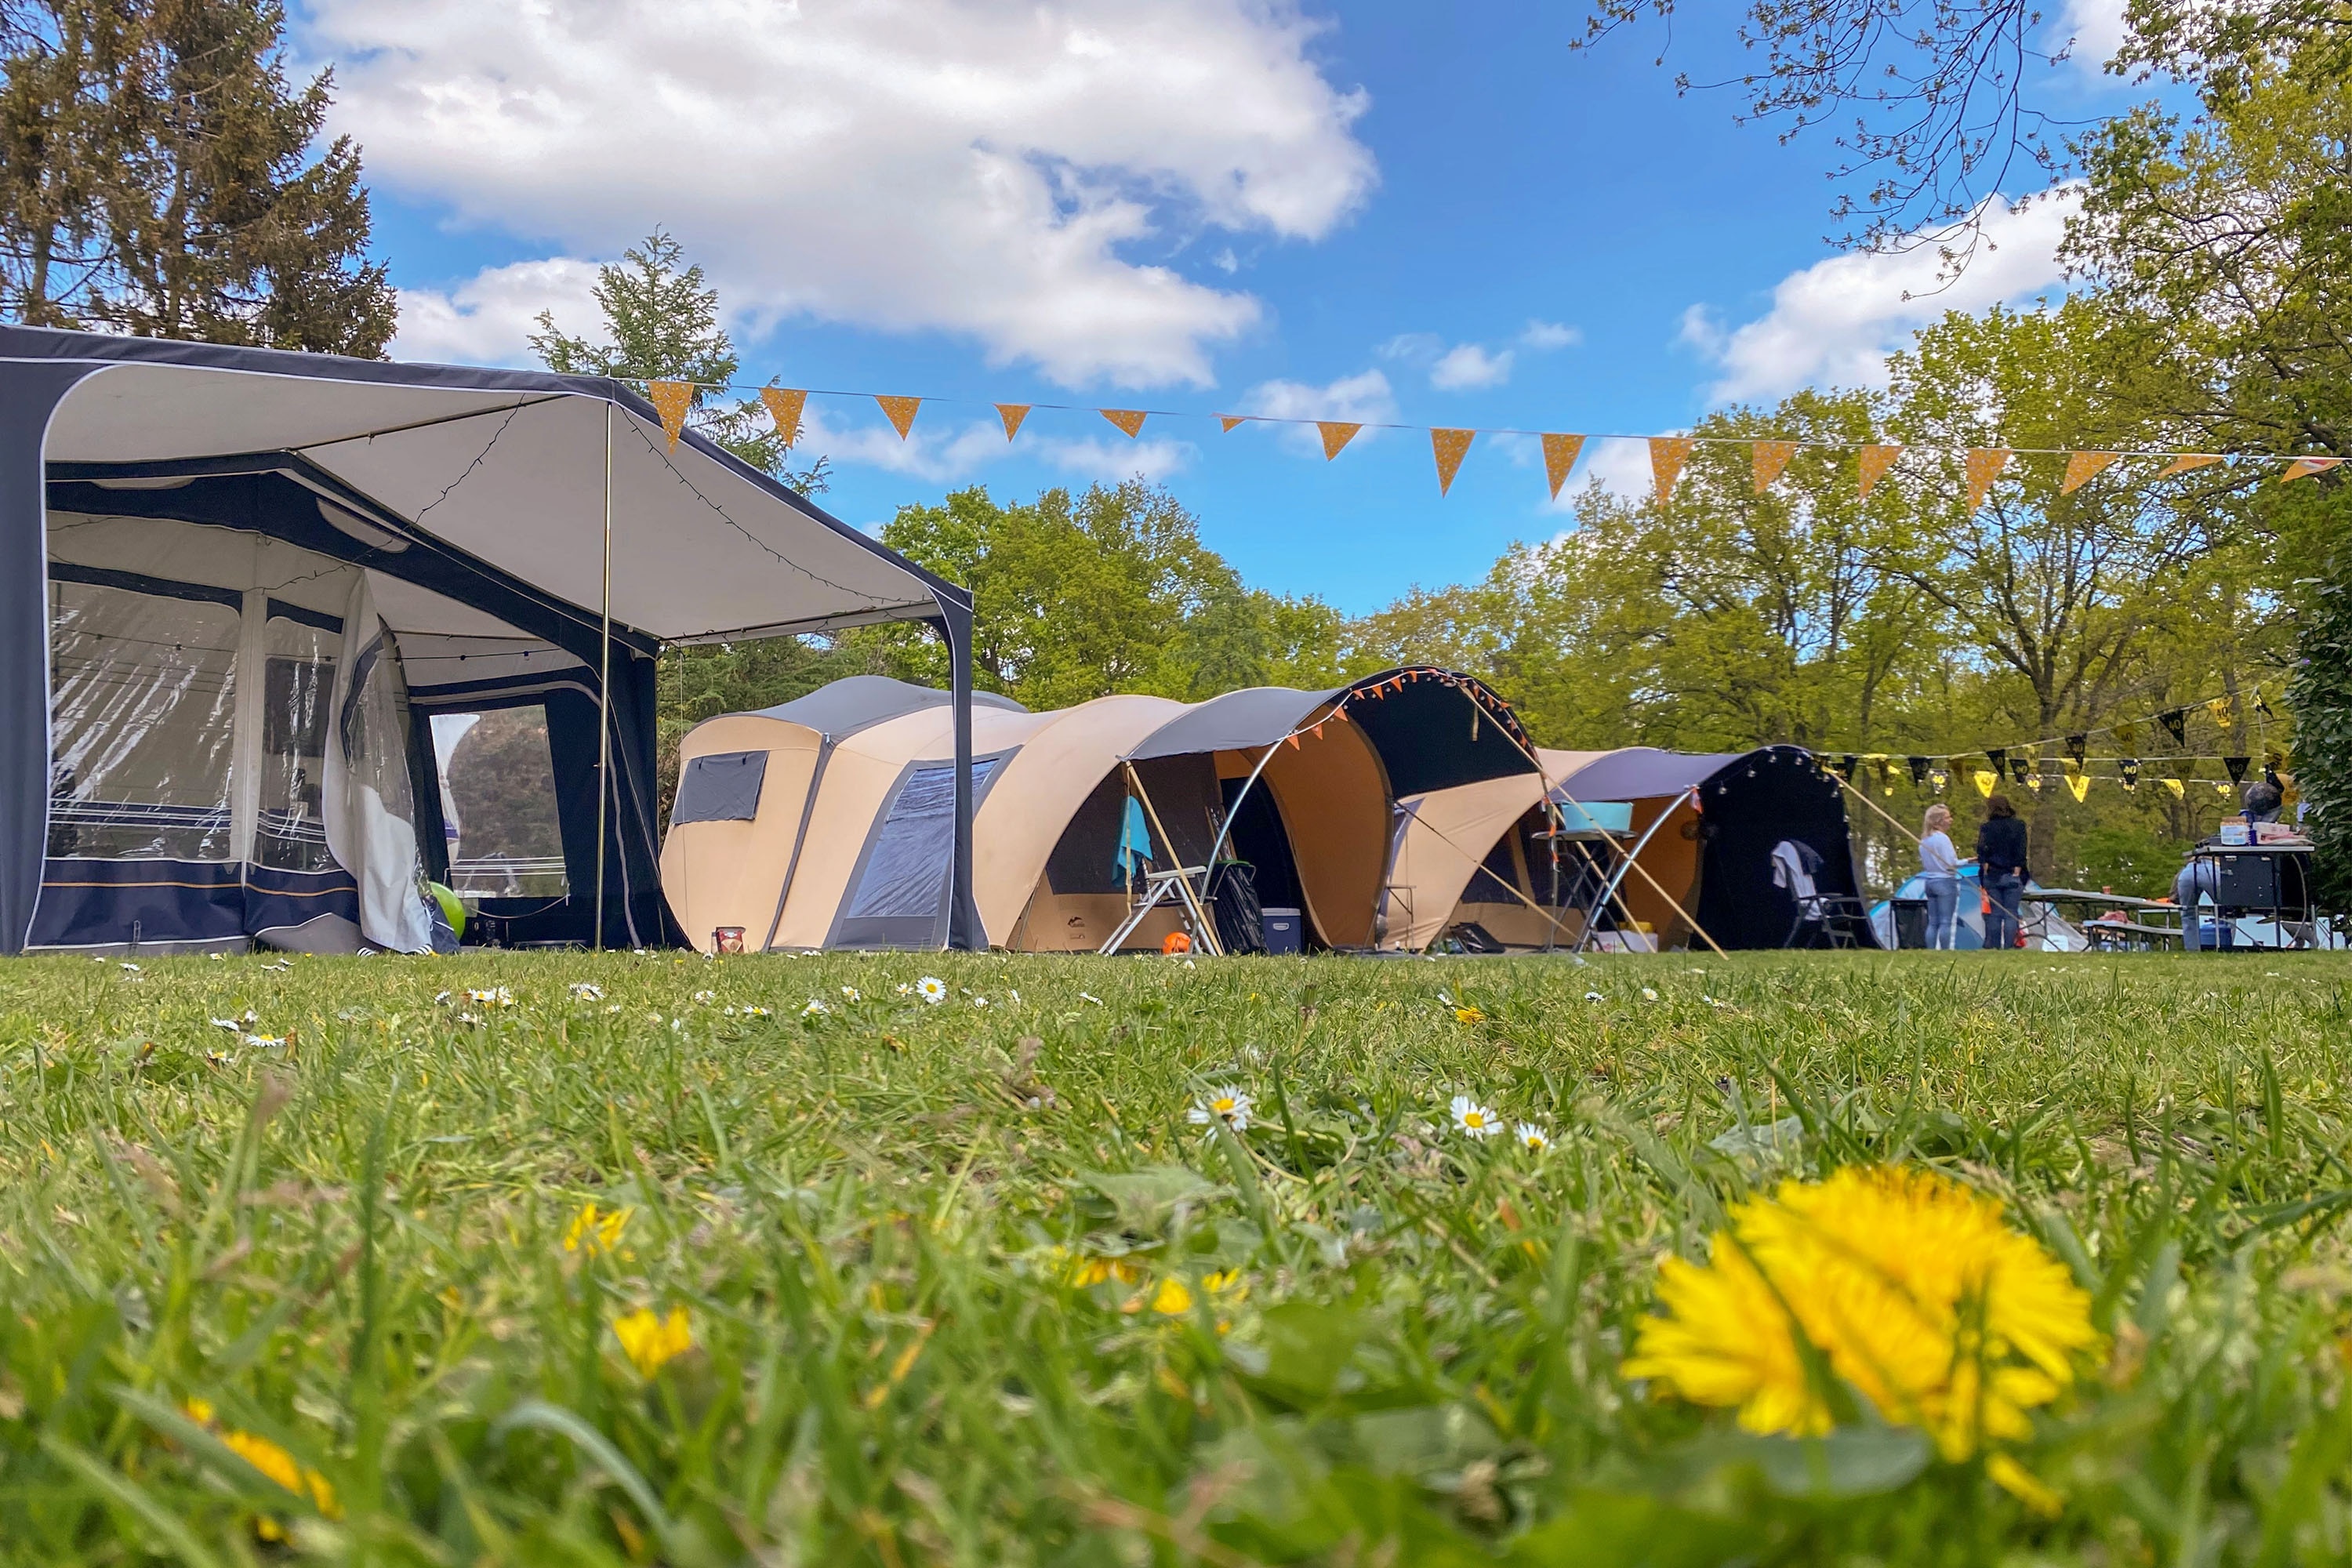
xmin=1975 ymin=794 xmax=2029 ymax=951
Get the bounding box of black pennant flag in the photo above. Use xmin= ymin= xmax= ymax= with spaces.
xmin=1987 ymin=747 xmax=2007 ymax=779
xmin=2159 ymin=708 xmax=2187 ymax=746
xmin=2065 ymin=733 xmax=2087 ymax=766
xmin=2224 ymin=755 xmax=2250 ymax=784
xmin=2121 ymin=758 xmax=2141 ymax=790
xmin=1907 ymin=756 xmax=1929 ymax=786
xmin=2009 ymin=753 xmax=2032 ymax=785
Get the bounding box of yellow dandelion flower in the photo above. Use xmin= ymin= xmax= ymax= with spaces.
xmin=183 ymin=1399 xmax=339 ymax=1519
xmin=1454 ymin=1005 xmax=1486 ymax=1024
xmin=612 ymin=1305 xmax=695 ymax=1376
xmin=1624 ymin=1165 xmax=2099 ymax=1467
xmin=562 ymin=1200 xmax=631 ymax=1256
xmin=1127 ymin=1268 xmax=1247 ymax=1317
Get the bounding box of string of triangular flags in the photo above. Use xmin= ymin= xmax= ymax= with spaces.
xmin=1813 ymin=680 xmax=2290 ymax=801
xmin=632 ymin=380 xmax=2343 ymax=501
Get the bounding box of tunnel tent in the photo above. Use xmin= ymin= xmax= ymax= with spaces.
xmin=3 ymin=325 xmax=976 ymax=956
xmin=1550 ymin=744 xmax=1878 ymax=949
xmin=1381 ymin=750 xmax=1622 ymax=951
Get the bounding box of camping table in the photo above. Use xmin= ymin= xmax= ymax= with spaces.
xmin=2180 ymin=840 xmax=2315 ymax=950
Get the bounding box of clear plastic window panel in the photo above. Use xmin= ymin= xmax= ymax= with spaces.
xmin=253 ymin=617 xmax=339 ymax=872
xmin=431 ymin=709 xmax=568 ymax=899
xmin=47 ymin=580 xmax=240 ymax=860
xmin=844 ymin=757 xmax=1000 ymax=920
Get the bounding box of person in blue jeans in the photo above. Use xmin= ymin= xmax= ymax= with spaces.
xmin=1918 ymin=803 xmax=1961 ymax=948
xmin=1975 ymin=793 xmax=2029 ymax=951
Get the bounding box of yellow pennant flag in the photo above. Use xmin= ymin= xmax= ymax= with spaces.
xmin=2159 ymin=453 xmax=2223 ymax=477
xmin=1219 ymin=416 xmax=1249 ymax=433
xmin=2066 ymin=771 xmax=2090 ymax=803
xmin=1857 ymin=444 xmax=1902 ymax=498
xmin=1541 ymin=434 xmax=1585 ymax=501
xmin=2214 ymin=780 xmax=2234 ymax=797
xmin=648 ymin=380 xmax=695 ymax=449
xmin=1431 ymin=428 xmax=1475 ymax=495
xmin=995 ymin=404 xmax=1031 ymax=441
xmin=2208 ymin=695 xmax=2234 ymax=728
xmin=2162 ymin=777 xmax=2185 ymax=798
xmin=2060 ymin=450 xmax=2120 ymax=494
xmin=759 ymin=387 xmax=808 ymax=448
xmin=874 ymin=395 xmax=921 ymax=439
xmin=1752 ymin=440 xmax=1799 ymax=493
xmin=1101 ymin=408 xmax=1148 ymax=438
xmin=1964 ymin=448 xmax=2012 ymax=511
xmin=1317 ymin=422 xmax=1362 ymax=460
xmin=1650 ymin=436 xmax=1695 ymax=503
xmin=2283 ymin=456 xmax=2344 ymax=483
xmin=1972 ymin=769 xmax=1998 ymax=798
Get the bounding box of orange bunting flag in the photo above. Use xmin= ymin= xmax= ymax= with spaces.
xmin=1964 ymin=448 xmax=2012 ymax=511
xmin=2060 ymin=450 xmax=2120 ymax=495
xmin=1752 ymin=441 xmax=1799 ymax=493
xmin=1219 ymin=415 xmax=1249 ymax=433
xmin=2283 ymin=456 xmax=2344 ymax=483
xmin=1857 ymin=444 xmax=1902 ymax=498
xmin=1541 ymin=434 xmax=1585 ymax=501
xmin=1431 ymin=428 xmax=1475 ymax=495
xmin=875 ymin=395 xmax=921 ymax=439
xmin=995 ymin=404 xmax=1031 ymax=441
xmin=648 ymin=380 xmax=694 ymax=448
xmin=1650 ymin=436 xmax=1695 ymax=504
xmin=759 ymin=387 xmax=807 ymax=448
xmin=2158 ymin=453 xmax=2223 ymax=478
xmin=1317 ymin=421 xmax=1362 ymax=460
xmin=1101 ymin=408 xmax=1148 ymax=438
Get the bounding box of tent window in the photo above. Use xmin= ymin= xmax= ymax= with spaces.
xmin=48 ymin=579 xmax=241 ymax=861
xmin=254 ymin=617 xmax=338 ymax=872
xmin=1465 ymin=833 xmax=1521 ymax=902
xmin=430 ymin=708 xmax=568 ymax=899
xmin=837 ymin=756 xmax=1002 ymax=946
xmin=671 ymin=751 xmax=768 ymax=825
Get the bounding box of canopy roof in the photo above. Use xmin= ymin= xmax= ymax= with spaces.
xmin=1551 ymin=746 xmax=1744 ymax=803
xmin=753 ymin=675 xmax=1025 ymax=739
xmin=5 ymin=326 xmax=965 ymax=643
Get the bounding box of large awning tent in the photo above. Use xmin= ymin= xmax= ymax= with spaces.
xmin=661 ymin=665 xmax=1544 ymax=952
xmin=1 ymin=327 xmax=978 ymax=956
xmin=1380 ymin=750 xmax=1615 ymax=950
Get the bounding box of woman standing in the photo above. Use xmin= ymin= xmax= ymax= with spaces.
xmin=1975 ymin=794 xmax=2029 ymax=951
xmin=1918 ymin=804 xmax=1960 ymax=949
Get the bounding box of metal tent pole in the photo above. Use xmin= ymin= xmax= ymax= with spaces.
xmin=941 ymin=599 xmax=982 ymax=950
xmin=593 ymin=401 xmax=614 ymax=951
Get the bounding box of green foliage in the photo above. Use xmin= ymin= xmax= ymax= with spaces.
xmin=2 ymin=950 xmax=2351 ymax=1563
xmin=2060 ymin=822 xmax=2187 ymax=898
xmin=2288 ymin=578 xmax=2352 ymax=906
xmin=855 ymin=481 xmax=1354 ymax=707
xmin=0 ymin=0 xmax=395 ymax=354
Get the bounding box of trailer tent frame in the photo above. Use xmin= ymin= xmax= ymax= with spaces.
xmin=0 ymin=327 xmax=980 ymax=955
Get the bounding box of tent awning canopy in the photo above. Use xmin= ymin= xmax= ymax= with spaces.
xmin=751 ymin=675 xmax=1026 ymax=740
xmin=9 ymin=327 xmax=966 ymax=643
xmin=1550 ymin=746 xmax=1745 ymax=803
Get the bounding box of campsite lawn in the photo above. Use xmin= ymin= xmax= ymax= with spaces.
xmin=2 ymin=948 xmax=2349 ymax=1565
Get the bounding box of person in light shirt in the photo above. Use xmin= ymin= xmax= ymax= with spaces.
xmin=1918 ymin=803 xmax=1961 ymax=949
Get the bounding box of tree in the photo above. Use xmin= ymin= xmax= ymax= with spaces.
xmin=0 ymin=0 xmax=395 ymax=354
xmin=529 ymin=228 xmax=829 ymax=493
xmin=858 ymin=481 xmax=1349 ymax=710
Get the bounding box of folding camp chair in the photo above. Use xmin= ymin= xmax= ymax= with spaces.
xmin=1098 ymin=866 xmax=1214 ymax=955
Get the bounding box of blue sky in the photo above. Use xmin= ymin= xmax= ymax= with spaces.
xmin=299 ymin=0 xmax=2146 ymax=613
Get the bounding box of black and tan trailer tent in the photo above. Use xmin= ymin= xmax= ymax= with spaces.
xmin=662 ymin=665 xmax=1543 ymax=952
xmin=0 ymin=326 xmax=978 ymax=955
xmin=1392 ymin=742 xmax=1877 ymax=951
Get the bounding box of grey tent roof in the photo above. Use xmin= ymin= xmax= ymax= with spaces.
xmin=1552 ymin=747 xmax=1746 ymax=802
xmin=1125 ymin=684 xmax=1338 ymax=760
xmin=4 ymin=325 xmax=965 ymax=642
xmin=752 ymin=675 xmax=1025 ymax=739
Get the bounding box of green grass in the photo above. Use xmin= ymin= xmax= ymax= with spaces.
xmin=2 ymin=949 xmax=2350 ymax=1565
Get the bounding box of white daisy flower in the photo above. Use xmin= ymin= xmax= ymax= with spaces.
xmin=1189 ymin=1087 xmax=1253 ymax=1132
xmin=1641 ymin=987 xmax=1659 ymax=1001
xmin=206 ymin=952 xmax=225 ymax=962
xmin=1450 ymin=1094 xmax=1502 ymax=1139
xmin=570 ymin=982 xmax=604 ymax=1000
xmin=691 ymin=989 xmax=716 ymax=1005
xmin=742 ymin=1005 xmax=771 ymax=1018
xmin=242 ymin=1033 xmax=288 ymax=1050
xmin=118 ymin=962 xmax=140 ymax=973
xmin=1080 ymin=992 xmax=1104 ymax=1007
xmin=435 ymin=991 xmax=454 ymax=1007
xmin=916 ymin=977 xmax=947 ymax=1005
xmin=1182 ymin=959 xmax=1196 ymax=970
xmin=971 ymin=995 xmax=989 ymax=1008
xmin=803 ymin=998 xmax=829 ymax=1016
xmin=841 ymin=985 xmax=861 ymax=1002
xmin=1515 ymin=1122 xmax=1552 ymax=1152
xmin=895 ymin=983 xmax=913 ymax=996
xmin=1437 ymin=989 xmax=1455 ymax=1006
xmin=670 ymin=1017 xmax=685 ymax=1033
xmin=208 ymin=1018 xmax=241 ymax=1033
xmin=456 ymin=1012 xmax=481 ymax=1025
xmin=605 ymin=1004 xmax=622 ymax=1014
xmin=1584 ymin=991 xmax=1604 ymax=1003
xmin=1008 ymin=989 xmax=1021 ymax=1004
xmin=464 ymin=986 xmax=514 ymax=1008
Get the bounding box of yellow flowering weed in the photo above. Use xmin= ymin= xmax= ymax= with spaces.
xmin=183 ymin=1399 xmax=340 ymax=1523
xmin=1624 ymin=1166 xmax=2099 ymax=1467
xmin=612 ymin=1305 xmax=695 ymax=1376
xmin=563 ymin=1200 xmax=631 ymax=1256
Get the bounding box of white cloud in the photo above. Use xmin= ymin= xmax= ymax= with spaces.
xmin=1519 ymin=319 xmax=1581 ymax=351
xmin=1682 ymin=193 xmax=2078 ymax=405
xmin=1240 ymin=368 xmax=1397 ymax=455
xmin=391 ymin=257 xmax=603 ymax=365
xmin=1033 ymin=436 xmax=1193 ymax=483
xmin=782 ymin=400 xmax=1191 ymax=485
xmin=1429 ymin=343 xmax=1514 ymax=390
xmin=2058 ymin=0 xmax=2130 ymax=71
xmin=310 ymin=0 xmax=1377 ymax=388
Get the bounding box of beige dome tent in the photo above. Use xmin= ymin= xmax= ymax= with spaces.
xmin=662 ymin=666 xmax=1545 ymax=952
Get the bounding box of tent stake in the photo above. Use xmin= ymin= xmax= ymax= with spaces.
xmin=593 ymin=401 xmax=614 ymax=952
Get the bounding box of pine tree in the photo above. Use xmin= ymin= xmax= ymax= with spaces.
xmin=0 ymin=0 xmax=395 ymax=354
xmin=529 ymin=228 xmax=829 ymax=493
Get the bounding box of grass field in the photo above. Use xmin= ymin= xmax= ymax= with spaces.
xmin=2 ymin=948 xmax=2350 ymax=1566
